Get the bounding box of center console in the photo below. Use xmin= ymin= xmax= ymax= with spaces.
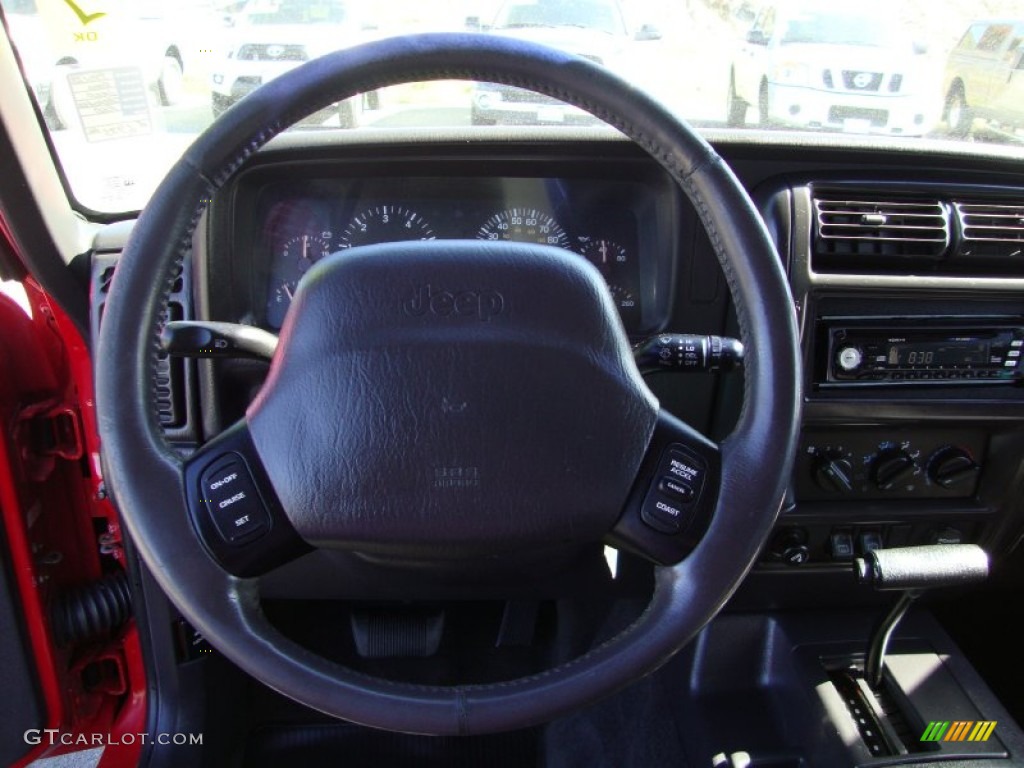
xmin=719 ymin=179 xmax=1024 ymax=767
xmin=753 ymin=182 xmax=1024 ymax=574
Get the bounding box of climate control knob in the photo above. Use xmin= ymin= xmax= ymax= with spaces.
xmin=813 ymin=453 xmax=854 ymax=493
xmin=872 ymin=449 xmax=918 ymax=490
xmin=928 ymin=447 xmax=980 ymax=490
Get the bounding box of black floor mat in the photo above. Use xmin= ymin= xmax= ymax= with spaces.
xmin=242 ymin=723 xmax=538 ymax=768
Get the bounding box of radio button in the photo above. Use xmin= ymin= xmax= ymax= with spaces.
xmin=837 ymin=346 xmax=863 ymax=372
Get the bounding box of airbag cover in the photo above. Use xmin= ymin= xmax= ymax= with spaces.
xmin=246 ymin=241 xmax=658 ymax=556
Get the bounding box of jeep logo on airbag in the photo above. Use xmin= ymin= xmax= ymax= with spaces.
xmin=403 ymin=284 xmax=505 ymax=321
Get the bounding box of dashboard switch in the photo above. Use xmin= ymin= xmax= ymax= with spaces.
xmin=858 ymin=531 xmax=884 ymax=554
xmin=930 ymin=527 xmax=964 ymax=545
xmin=200 ymin=455 xmax=271 ymax=544
xmin=830 ymin=531 xmax=855 ymax=561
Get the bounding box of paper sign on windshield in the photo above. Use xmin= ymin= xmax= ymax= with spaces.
xmin=67 ymin=66 xmax=153 ymax=142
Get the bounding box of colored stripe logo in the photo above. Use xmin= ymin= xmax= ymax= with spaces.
xmin=921 ymin=721 xmax=997 ymax=742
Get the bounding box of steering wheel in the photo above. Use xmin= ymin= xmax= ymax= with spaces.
xmin=96 ymin=34 xmax=800 ymax=736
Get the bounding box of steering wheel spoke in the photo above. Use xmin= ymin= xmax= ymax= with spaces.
xmin=607 ymin=411 xmax=720 ymax=566
xmin=182 ymin=421 xmax=310 ymax=577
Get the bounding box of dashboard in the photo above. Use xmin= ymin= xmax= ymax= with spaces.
xmin=89 ymin=132 xmax=1024 ymax=599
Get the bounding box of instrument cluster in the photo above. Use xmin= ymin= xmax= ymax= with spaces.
xmin=253 ymin=175 xmax=655 ymax=332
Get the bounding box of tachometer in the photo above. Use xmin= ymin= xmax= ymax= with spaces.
xmin=476 ymin=208 xmax=570 ymax=248
xmin=339 ymin=205 xmax=435 ymax=248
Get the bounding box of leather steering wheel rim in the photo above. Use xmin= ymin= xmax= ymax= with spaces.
xmin=96 ymin=33 xmax=800 ymax=735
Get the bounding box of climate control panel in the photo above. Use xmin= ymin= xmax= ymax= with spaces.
xmin=795 ymin=429 xmax=986 ymax=501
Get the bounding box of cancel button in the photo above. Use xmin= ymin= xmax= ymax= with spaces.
xmin=658 ymin=477 xmax=695 ymax=502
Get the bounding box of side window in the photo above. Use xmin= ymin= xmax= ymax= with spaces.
xmin=1005 ymin=37 xmax=1023 ymax=65
xmin=956 ymin=23 xmax=988 ymax=52
xmin=977 ymin=24 xmax=1012 ymax=53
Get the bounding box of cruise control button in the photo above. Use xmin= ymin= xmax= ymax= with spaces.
xmin=658 ymin=476 xmax=695 ymax=502
xmin=201 ymin=455 xmax=271 ymax=544
xmin=665 ymin=451 xmax=704 ymax=486
xmin=641 ymin=495 xmax=691 ymax=534
xmin=639 ymin=443 xmax=708 ymax=535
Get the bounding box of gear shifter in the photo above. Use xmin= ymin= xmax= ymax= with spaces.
xmin=855 ymin=544 xmax=989 ymax=689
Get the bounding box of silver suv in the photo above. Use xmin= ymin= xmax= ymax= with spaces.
xmin=211 ymin=0 xmax=378 ymax=126
xmin=470 ymin=0 xmax=661 ymax=126
xmin=728 ymin=2 xmax=931 ymax=135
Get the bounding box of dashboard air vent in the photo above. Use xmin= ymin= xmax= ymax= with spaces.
xmin=812 ymin=193 xmax=950 ymax=272
xmin=92 ymin=257 xmax=187 ymax=429
xmin=954 ymin=202 xmax=1024 ymax=260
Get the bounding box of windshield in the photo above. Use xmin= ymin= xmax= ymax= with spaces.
xmin=2 ymin=0 xmax=1024 ymax=215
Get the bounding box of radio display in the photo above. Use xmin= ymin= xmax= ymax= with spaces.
xmin=884 ymin=339 xmax=989 ymax=367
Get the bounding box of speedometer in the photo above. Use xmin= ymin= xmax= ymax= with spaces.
xmin=339 ymin=205 xmax=435 ymax=248
xmin=476 ymin=208 xmax=570 ymax=248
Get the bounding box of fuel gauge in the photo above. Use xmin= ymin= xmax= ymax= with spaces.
xmin=267 ymin=280 xmax=298 ymax=330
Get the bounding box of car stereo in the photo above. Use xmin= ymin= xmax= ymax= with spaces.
xmin=820 ymin=320 xmax=1024 ymax=386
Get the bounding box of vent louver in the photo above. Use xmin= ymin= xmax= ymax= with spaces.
xmin=954 ymin=202 xmax=1024 ymax=259
xmin=813 ymin=193 xmax=950 ymax=271
xmin=94 ymin=259 xmax=186 ymax=429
